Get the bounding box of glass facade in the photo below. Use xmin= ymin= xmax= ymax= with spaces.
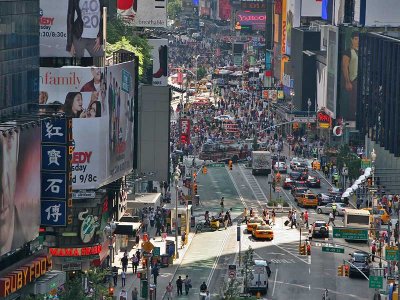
xmin=0 ymin=0 xmax=39 ymax=110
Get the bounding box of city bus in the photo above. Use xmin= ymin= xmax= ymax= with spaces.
xmin=343 ymin=208 xmax=371 ymax=242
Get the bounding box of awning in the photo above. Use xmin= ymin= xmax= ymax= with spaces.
xmin=341 ymin=168 xmax=372 ymax=198
xmin=114 ymin=222 xmax=142 ymax=236
xmin=127 ymin=193 xmax=162 ymax=210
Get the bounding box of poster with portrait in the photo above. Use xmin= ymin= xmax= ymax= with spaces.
xmin=0 ymin=126 xmax=41 ymax=257
xmin=40 ymin=0 xmax=104 ymax=58
xmin=39 ymin=66 xmax=108 ymax=189
xmin=105 ymin=62 xmax=135 ymax=184
xmin=285 ymin=0 xmax=300 ymax=56
xmin=148 ymin=39 xmax=168 ymax=87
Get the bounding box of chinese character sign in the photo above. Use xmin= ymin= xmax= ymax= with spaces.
xmin=41 ymin=119 xmax=67 ymax=144
xmin=41 ymin=145 xmax=67 ymax=172
xmin=41 ymin=200 xmax=67 ymax=226
xmin=41 ymin=173 xmax=67 ymax=199
xmin=180 ymin=118 xmax=191 ymax=145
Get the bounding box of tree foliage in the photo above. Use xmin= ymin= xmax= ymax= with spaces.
xmin=167 ymin=0 xmax=182 ymax=20
xmin=336 ymin=144 xmax=361 ymax=180
xmin=197 ymin=66 xmax=207 ymax=82
xmin=106 ymin=18 xmax=152 ymax=78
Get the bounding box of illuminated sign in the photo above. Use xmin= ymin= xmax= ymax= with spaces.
xmin=0 ymin=255 xmax=52 ymax=297
xmin=235 ymin=11 xmax=266 ymax=31
xmin=317 ymin=111 xmax=332 ymax=129
xmin=241 ymin=0 xmax=266 ymax=10
xmin=49 ymin=245 xmax=102 ymax=257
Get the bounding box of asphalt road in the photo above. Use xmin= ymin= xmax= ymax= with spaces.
xmin=177 ymin=156 xmax=374 ymax=300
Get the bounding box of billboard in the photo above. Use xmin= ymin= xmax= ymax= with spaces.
xmin=241 ymin=0 xmax=266 ymax=11
xmin=316 ymin=61 xmax=327 ymax=110
xmin=0 ymin=126 xmax=41 ymax=257
xmin=355 ymin=0 xmax=400 ymax=26
xmin=219 ymin=0 xmax=231 ymax=21
xmin=235 ymin=11 xmax=266 ymax=31
xmin=326 ymin=26 xmax=338 ymax=118
xmin=281 ymin=0 xmax=287 ymax=54
xmin=301 ymin=0 xmax=323 ymax=17
xmin=286 ymin=0 xmax=301 ymax=56
xmin=117 ymin=0 xmax=167 ymax=28
xmin=148 ymin=39 xmax=168 ymax=87
xmin=39 ymin=0 xmax=104 ymax=58
xmin=39 ymin=63 xmax=135 ymax=189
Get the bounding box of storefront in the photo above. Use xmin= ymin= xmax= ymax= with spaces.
xmin=0 ymin=254 xmax=64 ymax=300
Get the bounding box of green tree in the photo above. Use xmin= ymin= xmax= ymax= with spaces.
xmin=59 ymin=277 xmax=86 ymax=300
xmin=167 ymin=0 xmax=182 ymax=20
xmin=221 ymin=277 xmax=242 ymax=300
xmin=196 ymin=66 xmax=207 ymax=82
xmin=336 ymin=144 xmax=361 ymax=180
xmin=106 ymin=18 xmax=152 ymax=79
xmin=241 ymin=246 xmax=255 ymax=293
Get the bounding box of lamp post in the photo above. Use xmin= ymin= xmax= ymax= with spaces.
xmin=307 ymin=98 xmax=311 ymax=131
xmin=173 ymin=168 xmax=181 ymax=259
xmin=194 ymin=55 xmax=200 ymax=93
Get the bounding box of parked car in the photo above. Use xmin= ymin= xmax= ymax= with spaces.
xmin=311 ymin=220 xmax=329 ymax=238
xmin=316 ymin=203 xmax=346 ymax=216
xmin=317 ymin=193 xmax=333 ymax=206
xmin=349 ymin=251 xmax=371 ymax=278
xmin=291 ymin=181 xmax=308 ymax=195
xmin=289 ymin=171 xmax=307 ymax=181
xmin=307 ymin=175 xmax=321 ymax=188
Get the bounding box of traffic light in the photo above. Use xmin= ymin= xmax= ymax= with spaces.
xmin=275 ymin=172 xmax=281 ymax=184
xmin=193 ymin=172 xmax=197 ymax=180
xmin=229 ymin=160 xmax=233 ymax=170
xmin=299 ymin=244 xmax=306 ymax=255
xmin=337 ymin=265 xmax=344 ymax=277
xmin=202 ymin=166 xmax=207 ymax=174
xmin=307 ymin=122 xmax=312 ymax=129
xmin=193 ymin=183 xmax=198 ymax=194
xmin=306 ymin=243 xmax=311 ymax=255
xmin=344 ymin=265 xmax=349 ymax=276
xmin=109 ymin=286 xmax=114 ymax=296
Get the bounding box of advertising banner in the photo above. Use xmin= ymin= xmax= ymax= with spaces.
xmin=39 ymin=0 xmax=104 ymax=58
xmin=281 ymin=0 xmax=287 ymax=54
xmin=41 ymin=200 xmax=67 ymax=226
xmin=326 ymin=25 xmax=338 ymax=118
xmin=0 ymin=126 xmax=41 ymax=257
xmin=301 ymin=0 xmax=323 ymax=17
xmin=39 ymin=62 xmax=136 ymax=189
xmin=286 ymin=0 xmax=301 ymax=56
xmin=39 ymin=66 xmax=108 ymax=189
xmin=357 ymin=0 xmax=400 ymax=26
xmin=241 ymin=0 xmax=266 ymax=11
xmin=117 ymin=0 xmax=167 ymax=28
xmin=235 ymin=11 xmax=266 ymax=31
xmin=105 ymin=61 xmax=135 ymax=184
xmin=316 ymin=61 xmax=327 ymax=110
xmin=148 ymin=39 xmax=168 ymax=87
xmin=180 ymin=118 xmax=191 ymax=145
xmin=219 ymin=0 xmax=231 ymax=21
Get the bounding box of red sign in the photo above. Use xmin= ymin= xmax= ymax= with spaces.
xmin=219 ymin=0 xmax=231 ymax=21
xmin=317 ymin=111 xmax=332 ymax=129
xmin=275 ymin=0 xmax=282 ymax=14
xmin=49 ymin=245 xmax=102 ymax=257
xmin=180 ymin=118 xmax=191 ymax=145
xmin=177 ymin=72 xmax=183 ymax=85
xmin=0 ymin=255 xmax=52 ymax=297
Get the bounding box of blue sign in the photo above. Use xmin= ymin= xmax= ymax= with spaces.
xmin=121 ymin=69 xmax=131 ymax=93
xmin=41 ymin=173 xmax=67 ymax=199
xmin=41 ymin=145 xmax=67 ymax=172
xmin=41 ymin=200 xmax=67 ymax=226
xmin=41 ymin=119 xmax=67 ymax=144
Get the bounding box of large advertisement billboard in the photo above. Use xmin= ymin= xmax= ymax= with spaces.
xmin=39 ymin=63 xmax=135 ymax=189
xmin=301 ymin=0 xmax=323 ymax=17
xmin=219 ymin=0 xmax=231 ymax=21
xmin=148 ymin=39 xmax=168 ymax=87
xmin=355 ymin=0 xmax=400 ymax=26
xmin=286 ymin=0 xmax=301 ymax=56
xmin=281 ymin=0 xmax=287 ymax=54
xmin=316 ymin=61 xmax=327 ymax=110
xmin=117 ymin=0 xmax=167 ymax=28
xmin=326 ymin=25 xmax=338 ymax=119
xmin=39 ymin=0 xmax=104 ymax=58
xmin=0 ymin=126 xmax=41 ymax=256
xmin=235 ymin=11 xmax=266 ymax=31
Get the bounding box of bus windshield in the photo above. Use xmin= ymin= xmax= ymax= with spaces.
xmin=344 ymin=209 xmax=370 ymax=228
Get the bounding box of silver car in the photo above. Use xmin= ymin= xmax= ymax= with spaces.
xmin=316 ymin=203 xmax=346 ymax=216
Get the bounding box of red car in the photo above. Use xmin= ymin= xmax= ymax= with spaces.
xmin=307 ymin=175 xmax=321 ymax=188
xmin=283 ymin=178 xmax=294 ymax=189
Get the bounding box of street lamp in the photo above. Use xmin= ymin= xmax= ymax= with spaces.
xmin=173 ymin=167 xmax=181 ymax=259
xmin=371 ymin=149 xmax=376 ymax=208
xmin=307 ymin=98 xmax=312 ymax=125
xmin=194 ymin=55 xmax=200 ymax=91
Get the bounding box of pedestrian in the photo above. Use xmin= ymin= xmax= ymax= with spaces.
xmin=371 ymin=241 xmax=376 ymax=262
xmin=224 ymin=212 xmax=229 ymax=229
xmin=112 ymin=265 xmax=118 ymax=286
xmin=220 ymin=197 xmax=224 ymax=211
xmin=166 ymin=282 xmax=174 ymax=299
xmin=132 ymin=287 xmax=138 ymax=300
xmin=121 ymin=254 xmax=128 ymax=273
xmin=176 ymin=276 xmax=183 ymax=296
xmin=200 ymin=281 xmax=208 ymax=293
xmin=121 ymin=270 xmax=126 ymax=287
xmin=328 ymin=212 xmax=336 ymax=226
xmin=152 ymin=263 xmax=160 ymax=285
xmin=291 ymin=211 xmax=297 ymax=229
xmin=205 ymin=290 xmax=211 ymax=300
xmin=181 ymin=230 xmax=186 ymax=248
xmin=184 ymin=275 xmax=192 ymax=295
xmin=304 ymin=211 xmax=309 ymax=228
xmin=131 ymin=254 xmax=139 ymax=273
xmin=271 ymin=209 xmax=276 ymax=225
xmin=332 ymin=203 xmax=337 ymax=219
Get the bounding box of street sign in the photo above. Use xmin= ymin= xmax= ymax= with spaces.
xmin=385 ymin=246 xmax=399 ymax=261
xmin=228 ymin=270 xmax=236 ymax=279
xmin=333 ymin=228 xmax=368 ymax=240
xmin=153 ymin=247 xmax=160 ymax=256
xmin=275 ymin=187 xmax=281 ymax=192
xmin=239 ymin=293 xmax=251 ymax=298
xmin=237 ymin=225 xmax=241 ymax=241
xmin=361 ymin=159 xmax=372 ymax=169
xmin=208 ymin=163 xmax=225 ymax=167
xmin=369 ymin=275 xmax=383 ymax=289
xmin=143 ymin=252 xmax=152 ymax=257
xmin=322 ymin=246 xmax=345 ymax=253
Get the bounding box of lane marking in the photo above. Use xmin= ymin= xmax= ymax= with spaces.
xmin=272 ymin=267 xmax=278 ymax=297
xmin=226 ymin=166 xmax=248 ymax=209
xmin=271 ymin=241 xmax=310 ymax=265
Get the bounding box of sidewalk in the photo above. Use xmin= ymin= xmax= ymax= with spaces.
xmin=112 ymin=179 xmax=196 ymax=300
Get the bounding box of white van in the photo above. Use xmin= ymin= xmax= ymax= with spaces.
xmin=247 ymin=260 xmax=271 ymax=294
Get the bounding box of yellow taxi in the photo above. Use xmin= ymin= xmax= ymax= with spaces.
xmin=246 ymin=217 xmax=264 ymax=233
xmin=362 ymin=207 xmax=391 ymax=224
xmin=252 ymin=224 xmax=274 ymax=240
xmin=297 ymin=192 xmax=318 ymax=208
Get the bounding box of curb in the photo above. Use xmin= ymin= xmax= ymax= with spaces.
xmin=160 ymin=232 xmax=196 ymax=300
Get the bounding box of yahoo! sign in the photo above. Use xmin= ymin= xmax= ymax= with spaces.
xmin=235 ymin=11 xmax=266 ymax=30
